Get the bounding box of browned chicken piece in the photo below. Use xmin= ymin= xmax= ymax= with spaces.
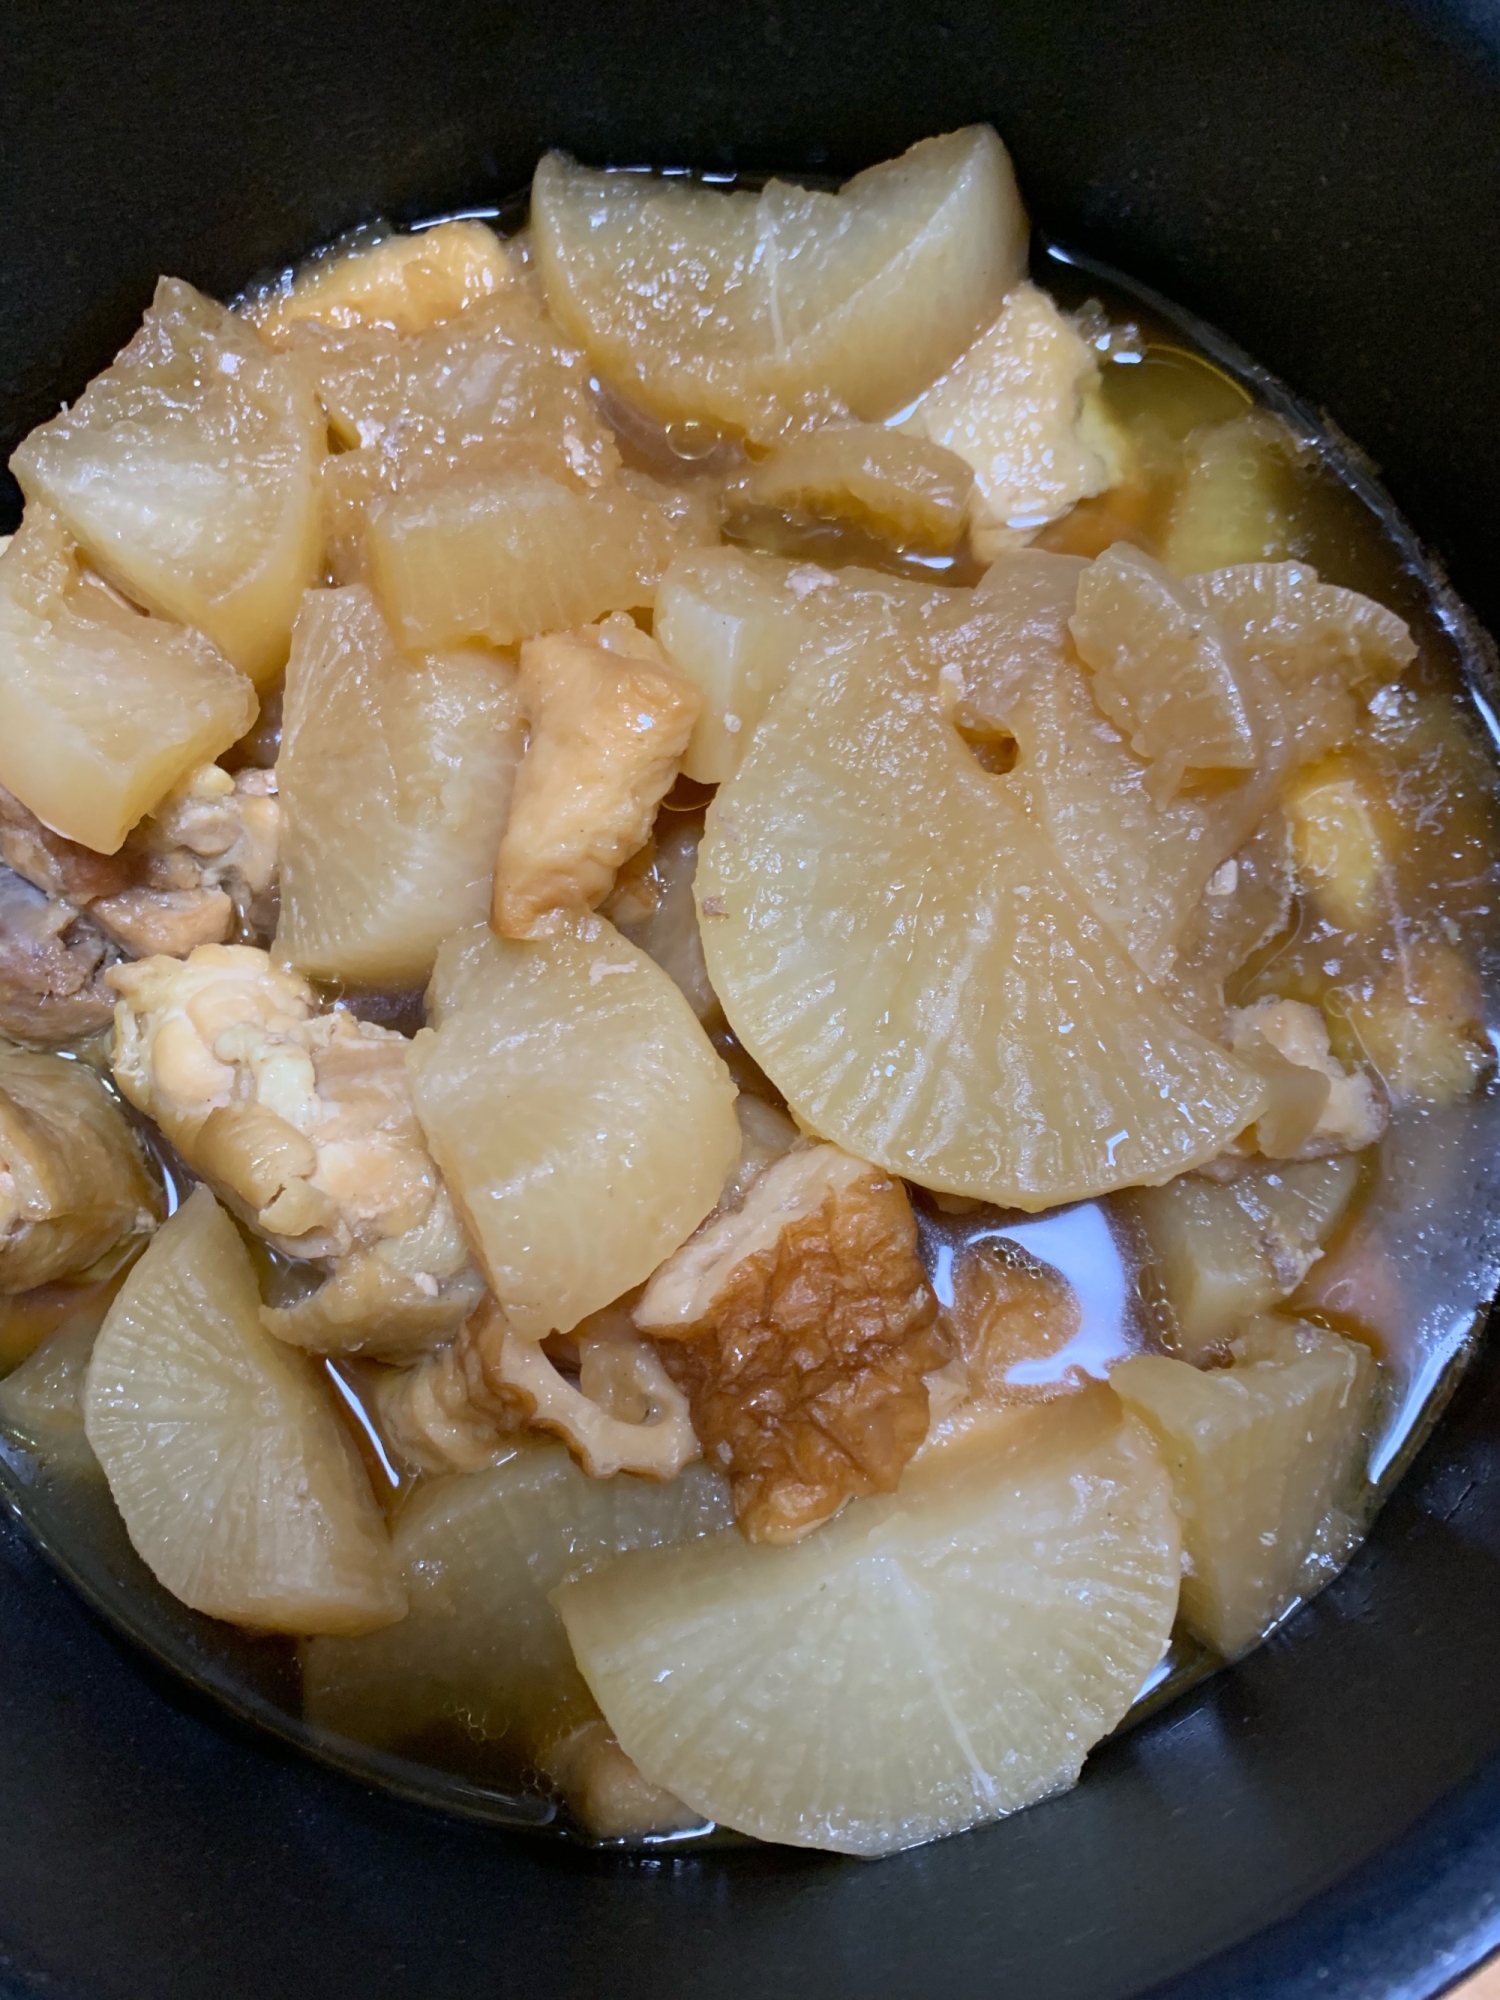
xmin=517 ymin=1303 xmax=698 ymax=1476
xmin=0 ymin=870 xmax=121 ymax=1043
xmin=376 ymin=1294 xmax=699 ymax=1480
xmin=900 ymin=283 xmax=1124 ymax=559
xmin=0 ymin=1047 xmax=157 ymax=1291
xmin=379 ymin=1096 xmax=798 ymax=1478
xmin=372 ymin=1316 xmax=516 ymax=1474
xmin=634 ymin=1143 xmax=947 ymax=1544
xmin=937 ymin=1243 xmax=1083 ymax=1407
xmin=491 ymin=615 xmax=701 ymax=937
xmin=86 ymin=889 xmax=232 ymax=960
xmin=0 ymin=784 xmax=133 ymax=904
xmin=0 ymin=765 xmax=280 ymax=962
xmin=100 ymin=764 xmax=280 ymax=951
xmin=108 ymin=944 xmax=482 ymax=1359
xmin=600 ymin=811 xmax=720 ymax=1022
xmin=1227 ymin=998 xmax=1387 ymax=1158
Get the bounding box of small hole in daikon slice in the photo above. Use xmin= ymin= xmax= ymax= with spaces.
xmin=956 ymin=720 xmax=1019 ymax=775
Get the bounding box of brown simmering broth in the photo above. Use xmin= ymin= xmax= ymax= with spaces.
xmin=1 ymin=212 xmax=1497 ymax=1842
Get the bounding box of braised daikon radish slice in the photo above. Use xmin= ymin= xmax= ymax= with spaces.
xmin=245 ymin=220 xmax=518 ymax=343
xmin=951 ymin=552 xmax=1283 ymax=980
xmin=83 ymin=1186 xmax=405 ymax=1634
xmin=0 ymin=512 xmax=257 ymax=853
xmin=1113 ymin=1317 xmax=1376 ymax=1656
xmin=302 ymin=1439 xmax=731 ymax=1826
xmin=554 ymin=1387 xmax=1178 ymax=1856
xmin=1283 ymin=762 xmax=1388 ymax=932
xmin=275 ymin=586 xmax=522 ymax=987
xmin=1070 ymin=543 xmax=1257 ymax=803
xmin=733 ymin=426 xmax=973 ymax=551
xmin=298 ymin=291 xmax=614 ymax=472
xmin=13 ymin=279 xmax=324 ymax=686
xmin=0 ymin=1307 xmax=106 ymax=1477
xmin=698 ymin=568 xmax=1267 ymax=1209
xmin=299 ymin=289 xmax=622 ymax=584
xmin=533 ymin=128 xmax=1025 ymax=441
xmin=1344 ymin=941 xmax=1491 ymax=1108
xmin=1188 ymin=562 xmax=1415 ymax=758
xmin=409 ymin=921 xmax=738 ymax=1338
xmin=367 ymin=471 xmax=709 ymax=651
xmin=654 ymin=549 xmax=823 ymax=784
xmin=1127 ymin=1157 xmax=1361 ymax=1361
xmin=1162 ymin=415 xmax=1305 ymax=576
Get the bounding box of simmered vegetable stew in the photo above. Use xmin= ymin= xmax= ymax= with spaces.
xmin=0 ymin=126 xmax=1497 ymax=1855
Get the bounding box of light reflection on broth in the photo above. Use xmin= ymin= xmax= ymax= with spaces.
xmin=920 ymin=1200 xmax=1141 ymax=1390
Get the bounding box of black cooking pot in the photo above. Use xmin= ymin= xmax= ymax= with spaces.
xmin=5 ymin=3 xmax=1500 ymax=1995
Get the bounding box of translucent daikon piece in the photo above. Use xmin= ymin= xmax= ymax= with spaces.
xmin=84 ymin=1187 xmax=405 ymax=1634
xmin=0 ymin=512 xmax=257 ymax=853
xmin=14 ymin=279 xmax=325 ymax=686
xmin=275 ymin=585 xmax=522 ymax=986
xmin=409 ymin=922 xmax=738 ymax=1337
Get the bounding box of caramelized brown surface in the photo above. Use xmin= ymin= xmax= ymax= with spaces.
xmin=653 ymin=1169 xmax=946 ymax=1543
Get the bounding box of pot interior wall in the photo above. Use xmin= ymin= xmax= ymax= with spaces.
xmin=3 ymin=3 xmax=1500 ymax=1996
